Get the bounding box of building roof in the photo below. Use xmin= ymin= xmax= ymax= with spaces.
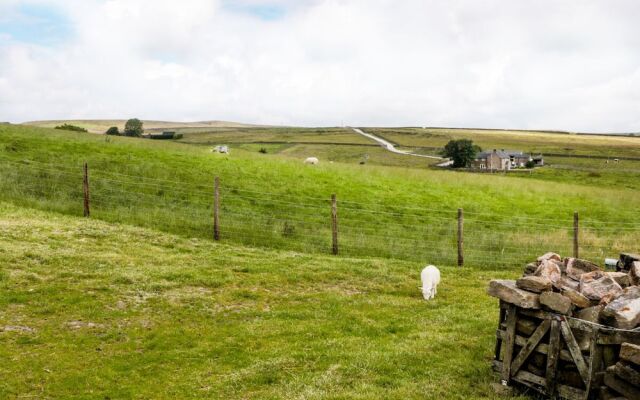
xmin=475 ymin=149 xmax=530 ymax=159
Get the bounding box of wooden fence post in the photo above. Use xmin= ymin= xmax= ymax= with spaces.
xmin=214 ymin=176 xmax=220 ymax=241
xmin=573 ymin=211 xmax=579 ymax=258
xmin=83 ymin=162 xmax=90 ymax=217
xmin=331 ymin=194 xmax=338 ymax=255
xmin=457 ymin=208 xmax=464 ymax=267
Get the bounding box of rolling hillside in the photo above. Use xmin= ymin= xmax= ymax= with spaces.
xmin=1 ymin=123 xmax=639 ymax=398
xmin=1 ymin=123 xmax=639 ymax=268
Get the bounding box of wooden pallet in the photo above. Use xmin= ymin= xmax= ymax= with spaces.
xmin=493 ymin=300 xmax=640 ymax=400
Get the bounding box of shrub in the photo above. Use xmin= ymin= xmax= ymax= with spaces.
xmin=55 ymin=124 xmax=87 ymax=132
xmin=173 ymin=133 xmax=183 ymax=140
xmin=105 ymin=126 xmax=120 ymax=136
xmin=525 ymin=160 xmax=536 ymax=169
xmin=124 ymin=118 xmax=144 ymax=137
xmin=259 ymin=147 xmax=268 ymax=154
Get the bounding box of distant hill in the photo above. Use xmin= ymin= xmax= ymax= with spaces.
xmin=22 ymin=119 xmax=266 ymax=134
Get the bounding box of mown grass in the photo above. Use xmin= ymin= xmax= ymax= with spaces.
xmin=0 ymin=202 xmax=524 ymax=399
xmin=1 ymin=124 xmax=640 ymax=268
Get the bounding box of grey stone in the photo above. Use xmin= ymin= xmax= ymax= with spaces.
xmin=579 ymin=271 xmax=622 ymax=301
xmin=562 ymin=287 xmax=592 ymax=309
xmin=600 ymin=286 xmax=640 ymax=329
xmin=540 ymin=291 xmax=572 ymax=315
xmin=487 ymin=280 xmax=540 ymax=309
xmin=516 ymin=276 xmax=552 ymax=293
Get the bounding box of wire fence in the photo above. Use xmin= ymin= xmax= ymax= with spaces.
xmin=0 ymin=156 xmax=637 ymax=269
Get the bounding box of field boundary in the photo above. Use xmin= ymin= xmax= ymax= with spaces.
xmin=1 ymin=155 xmax=636 ymax=268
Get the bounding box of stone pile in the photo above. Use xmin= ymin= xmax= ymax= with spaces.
xmin=488 ymin=252 xmax=640 ymax=330
xmin=488 ymin=252 xmax=640 ymax=399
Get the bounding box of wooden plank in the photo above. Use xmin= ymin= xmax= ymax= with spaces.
xmin=501 ymin=304 xmax=517 ymax=383
xmin=560 ymin=319 xmax=590 ymax=385
xmin=557 ymin=383 xmax=587 ymax=400
xmin=585 ymin=328 xmax=603 ymax=400
xmin=546 ymin=318 xmax=561 ymax=397
xmin=574 ymin=211 xmax=579 ymax=258
xmin=511 ymin=319 xmax=551 ymax=375
xmin=457 ymin=208 xmax=463 ymax=267
xmin=597 ymin=329 xmax=640 ymax=345
xmin=83 ymin=162 xmax=90 ymax=217
xmin=499 ymin=365 xmax=586 ymax=400
xmin=496 ymin=329 xmax=581 ymax=363
xmin=213 ymin=176 xmax=220 ymax=241
xmin=494 ymin=306 xmax=506 ymax=362
xmin=331 ymin=194 xmax=338 ymax=255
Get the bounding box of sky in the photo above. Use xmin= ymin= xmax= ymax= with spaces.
xmin=0 ymin=0 xmax=639 ymax=132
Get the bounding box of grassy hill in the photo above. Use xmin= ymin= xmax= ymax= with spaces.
xmin=1 ymin=124 xmax=639 ymax=268
xmin=0 ymin=202 xmax=520 ymax=399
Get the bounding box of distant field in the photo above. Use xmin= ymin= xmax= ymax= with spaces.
xmin=368 ymin=127 xmax=640 ymax=158
xmin=22 ymin=119 xmax=262 ymax=134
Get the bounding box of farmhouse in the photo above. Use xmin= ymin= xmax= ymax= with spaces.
xmin=472 ymin=149 xmax=543 ymax=171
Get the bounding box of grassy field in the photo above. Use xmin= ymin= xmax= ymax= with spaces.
xmin=0 ymin=202 xmax=522 ymax=399
xmin=1 ymin=124 xmax=640 ymax=268
xmin=2 ymin=122 xmax=640 ymax=398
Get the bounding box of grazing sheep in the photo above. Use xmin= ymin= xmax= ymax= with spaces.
xmin=304 ymin=157 xmax=319 ymax=165
xmin=420 ymin=265 xmax=441 ymax=300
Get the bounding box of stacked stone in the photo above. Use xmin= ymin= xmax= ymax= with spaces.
xmin=602 ymin=343 xmax=640 ymax=399
xmin=489 ymin=252 xmax=640 ymax=330
xmin=488 ymin=252 xmax=640 ymax=399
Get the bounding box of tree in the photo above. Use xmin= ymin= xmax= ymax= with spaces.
xmin=124 ymin=118 xmax=144 ymax=137
xmin=441 ymin=139 xmax=480 ymax=168
xmin=105 ymin=126 xmax=120 ymax=136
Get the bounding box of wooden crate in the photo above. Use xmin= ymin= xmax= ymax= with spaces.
xmin=492 ymin=300 xmax=640 ymax=400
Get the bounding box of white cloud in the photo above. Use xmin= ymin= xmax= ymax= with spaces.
xmin=0 ymin=0 xmax=639 ymax=132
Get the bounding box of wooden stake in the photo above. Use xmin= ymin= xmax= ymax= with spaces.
xmin=214 ymin=176 xmax=220 ymax=241
xmin=331 ymin=194 xmax=338 ymax=255
xmin=83 ymin=162 xmax=90 ymax=217
xmin=573 ymin=211 xmax=579 ymax=259
xmin=457 ymin=208 xmax=464 ymax=267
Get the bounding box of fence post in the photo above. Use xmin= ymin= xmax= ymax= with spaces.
xmin=457 ymin=208 xmax=464 ymax=267
xmin=331 ymin=194 xmax=338 ymax=255
xmin=214 ymin=176 xmax=220 ymax=241
xmin=83 ymin=162 xmax=90 ymax=217
xmin=573 ymin=211 xmax=579 ymax=258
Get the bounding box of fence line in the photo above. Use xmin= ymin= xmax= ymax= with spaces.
xmin=0 ymin=157 xmax=635 ymax=268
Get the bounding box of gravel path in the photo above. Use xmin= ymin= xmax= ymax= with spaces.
xmin=351 ymin=128 xmax=444 ymax=160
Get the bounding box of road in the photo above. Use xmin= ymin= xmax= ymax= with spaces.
xmin=351 ymin=128 xmax=444 ymax=160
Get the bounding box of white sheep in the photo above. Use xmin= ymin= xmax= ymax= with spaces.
xmin=420 ymin=265 xmax=441 ymax=300
xmin=304 ymin=157 xmax=319 ymax=165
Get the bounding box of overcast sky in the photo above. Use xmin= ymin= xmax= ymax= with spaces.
xmin=0 ymin=0 xmax=639 ymax=132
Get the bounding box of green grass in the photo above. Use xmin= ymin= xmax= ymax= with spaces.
xmin=0 ymin=202 xmax=523 ymax=399
xmin=2 ymin=122 xmax=639 ymax=398
xmin=1 ymin=124 xmax=640 ymax=268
